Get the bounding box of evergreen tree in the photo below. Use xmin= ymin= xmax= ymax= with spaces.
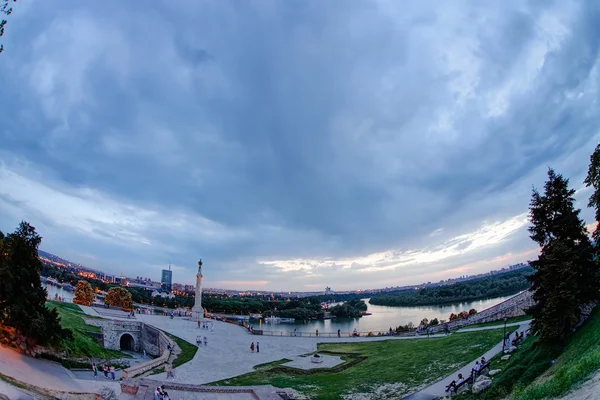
xmin=0 ymin=222 xmax=72 ymax=345
xmin=584 ymin=143 xmax=600 ymax=243
xmin=528 ymin=169 xmax=597 ymax=343
xmin=0 ymin=0 xmax=16 ymax=54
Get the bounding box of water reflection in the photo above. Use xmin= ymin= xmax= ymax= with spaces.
xmin=253 ymin=295 xmax=514 ymax=334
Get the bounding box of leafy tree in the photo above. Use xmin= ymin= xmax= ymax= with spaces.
xmin=468 ymin=308 xmax=477 ymax=316
xmin=73 ymin=280 xmax=95 ymax=306
xmin=0 ymin=0 xmax=16 ymax=54
xmin=584 ymin=143 xmax=600 ymax=243
xmin=105 ymin=287 xmax=133 ymax=310
xmin=528 ymin=169 xmax=597 ymax=343
xmin=0 ymin=222 xmax=72 ymax=346
xmin=430 ymin=318 xmax=439 ymax=326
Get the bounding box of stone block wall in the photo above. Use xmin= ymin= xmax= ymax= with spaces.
xmin=429 ymin=290 xmax=535 ymax=332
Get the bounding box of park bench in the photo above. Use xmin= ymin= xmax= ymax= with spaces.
xmin=472 ymin=361 xmax=491 ymax=379
xmin=446 ymin=375 xmax=473 ymax=395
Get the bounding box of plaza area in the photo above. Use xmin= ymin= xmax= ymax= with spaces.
xmin=132 ymin=313 xmax=448 ymax=385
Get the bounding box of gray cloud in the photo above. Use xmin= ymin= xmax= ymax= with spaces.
xmin=0 ymin=0 xmax=599 ymax=290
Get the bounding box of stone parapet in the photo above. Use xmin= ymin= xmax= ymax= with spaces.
xmin=428 ymin=290 xmax=535 ymax=333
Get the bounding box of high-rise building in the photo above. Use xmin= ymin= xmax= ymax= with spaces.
xmin=161 ymin=267 xmax=173 ymax=293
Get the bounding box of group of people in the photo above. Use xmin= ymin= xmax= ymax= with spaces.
xmin=445 ymin=356 xmax=488 ymax=392
xmin=250 ymin=341 xmax=260 ymax=352
xmin=91 ymin=362 xmax=116 ymax=380
xmin=154 ymin=385 xmax=171 ymax=400
xmin=198 ymin=320 xmax=214 ymax=331
xmin=196 ymin=335 xmax=208 ymax=347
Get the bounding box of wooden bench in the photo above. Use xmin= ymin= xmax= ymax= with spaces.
xmin=446 ymin=375 xmax=473 ymax=395
xmin=472 ymin=361 xmax=491 ymax=379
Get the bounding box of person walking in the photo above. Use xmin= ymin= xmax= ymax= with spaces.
xmin=250 ymin=342 xmax=255 ymax=352
xmin=256 ymin=342 xmax=260 ymax=353
xmin=166 ymin=363 xmax=175 ymax=380
xmin=110 ymin=365 xmax=116 ymax=380
xmin=203 ymin=336 xmax=207 ymax=347
xmin=92 ymin=362 xmax=97 ymax=378
xmin=316 ymin=329 xmax=319 ymax=337
xmin=337 ymin=329 xmax=341 ymax=338
xmin=103 ymin=364 xmax=109 ymax=379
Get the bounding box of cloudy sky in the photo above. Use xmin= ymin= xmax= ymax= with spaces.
xmin=1 ymin=0 xmax=599 ymax=291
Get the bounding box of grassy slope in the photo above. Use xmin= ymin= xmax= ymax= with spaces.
xmin=164 ymin=332 xmax=198 ymax=368
xmin=210 ymin=328 xmax=516 ymax=399
xmin=46 ymin=301 xmax=126 ymax=360
xmin=459 ymin=306 xmax=600 ymax=400
xmin=513 ymin=306 xmax=600 ymax=399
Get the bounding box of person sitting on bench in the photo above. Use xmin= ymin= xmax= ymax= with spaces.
xmin=471 ymin=361 xmax=481 ymax=375
xmin=445 ymin=373 xmax=465 ymax=392
xmin=480 ymin=357 xmax=486 ymax=364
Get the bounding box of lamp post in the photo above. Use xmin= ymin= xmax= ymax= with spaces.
xmin=502 ymin=317 xmax=508 ymax=353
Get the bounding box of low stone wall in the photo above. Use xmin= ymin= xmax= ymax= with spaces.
xmin=133 ymin=379 xmax=283 ymax=400
xmin=121 ymin=345 xmax=171 ymax=379
xmin=429 ymin=290 xmax=535 ymax=333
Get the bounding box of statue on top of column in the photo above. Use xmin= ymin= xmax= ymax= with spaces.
xmin=198 ymin=259 xmax=203 ymax=275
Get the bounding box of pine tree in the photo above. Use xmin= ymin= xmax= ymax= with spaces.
xmin=528 ymin=169 xmax=597 ymax=343
xmin=0 ymin=222 xmax=72 ymax=345
xmin=584 ymin=143 xmax=600 ymax=243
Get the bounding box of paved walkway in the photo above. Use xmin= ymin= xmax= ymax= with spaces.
xmin=403 ymin=321 xmax=531 ymax=400
xmin=134 ymin=314 xmax=452 ymax=385
xmin=0 ymin=344 xmax=121 ymax=396
xmin=456 ymin=320 xmax=531 ymax=333
xmin=0 ymin=379 xmax=35 ymax=400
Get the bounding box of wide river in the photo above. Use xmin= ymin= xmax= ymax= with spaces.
xmin=42 ymin=282 xmax=514 ymax=334
xmin=253 ymin=295 xmax=514 ymax=334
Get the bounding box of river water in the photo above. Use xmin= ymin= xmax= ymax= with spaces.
xmin=42 ymin=281 xmax=513 ymax=334
xmin=254 ymin=295 xmax=514 ymax=334
xmin=42 ymin=282 xmax=75 ymax=302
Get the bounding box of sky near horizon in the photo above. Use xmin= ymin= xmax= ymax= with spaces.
xmin=1 ymin=1 xmax=599 ymax=291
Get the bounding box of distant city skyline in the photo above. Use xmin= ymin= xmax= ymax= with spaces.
xmin=1 ymin=1 xmax=599 ymax=291
xmin=38 ymin=249 xmax=530 ymax=294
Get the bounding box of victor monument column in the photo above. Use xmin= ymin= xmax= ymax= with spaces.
xmin=191 ymin=259 xmax=204 ymax=321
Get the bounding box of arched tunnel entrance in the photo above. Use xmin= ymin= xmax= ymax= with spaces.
xmin=120 ymin=333 xmax=135 ymax=351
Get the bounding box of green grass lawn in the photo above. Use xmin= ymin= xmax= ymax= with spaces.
xmin=458 ymin=307 xmax=600 ymax=400
xmin=462 ymin=315 xmax=532 ymax=330
xmin=46 ymin=301 xmax=127 ymax=361
xmin=164 ymin=332 xmax=198 ymax=368
xmin=209 ymin=328 xmax=517 ymax=399
xmin=513 ymin=307 xmax=600 ymax=400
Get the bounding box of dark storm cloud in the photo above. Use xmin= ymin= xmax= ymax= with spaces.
xmin=0 ymin=0 xmax=599 ymax=290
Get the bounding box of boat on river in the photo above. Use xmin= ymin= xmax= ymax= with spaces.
xmin=249 ymin=313 xmax=263 ymax=319
xmin=264 ymin=317 xmax=295 ymax=324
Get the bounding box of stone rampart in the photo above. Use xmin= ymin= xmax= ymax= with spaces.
xmin=429 ymin=290 xmax=535 ymax=332
xmin=83 ymin=319 xmax=172 ymax=358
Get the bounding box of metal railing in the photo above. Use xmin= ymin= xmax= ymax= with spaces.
xmin=251 ymin=329 xmax=417 ymax=338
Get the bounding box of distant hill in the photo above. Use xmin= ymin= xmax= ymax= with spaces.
xmin=38 ymin=249 xmax=80 ymax=267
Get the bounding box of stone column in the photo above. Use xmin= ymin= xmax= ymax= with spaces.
xmin=191 ymin=259 xmax=204 ymax=321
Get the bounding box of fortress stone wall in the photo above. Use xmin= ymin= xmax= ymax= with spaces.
xmin=429 ymin=290 xmax=535 ymax=332
xmin=83 ymin=318 xmax=171 ymax=357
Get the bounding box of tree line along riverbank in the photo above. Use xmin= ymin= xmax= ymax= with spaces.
xmin=368 ymin=267 xmax=533 ymax=307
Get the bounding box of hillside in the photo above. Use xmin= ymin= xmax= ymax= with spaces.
xmin=369 ymin=268 xmax=533 ymax=306
xmin=459 ymin=305 xmax=600 ymax=400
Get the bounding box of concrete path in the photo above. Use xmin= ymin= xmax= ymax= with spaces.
xmin=456 ymin=320 xmax=531 ymax=333
xmin=0 ymin=379 xmax=36 ymax=400
xmin=0 ymin=344 xmax=121 ymax=396
xmin=403 ymin=321 xmax=531 ymax=400
xmin=78 ymin=304 xmax=101 ymax=317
